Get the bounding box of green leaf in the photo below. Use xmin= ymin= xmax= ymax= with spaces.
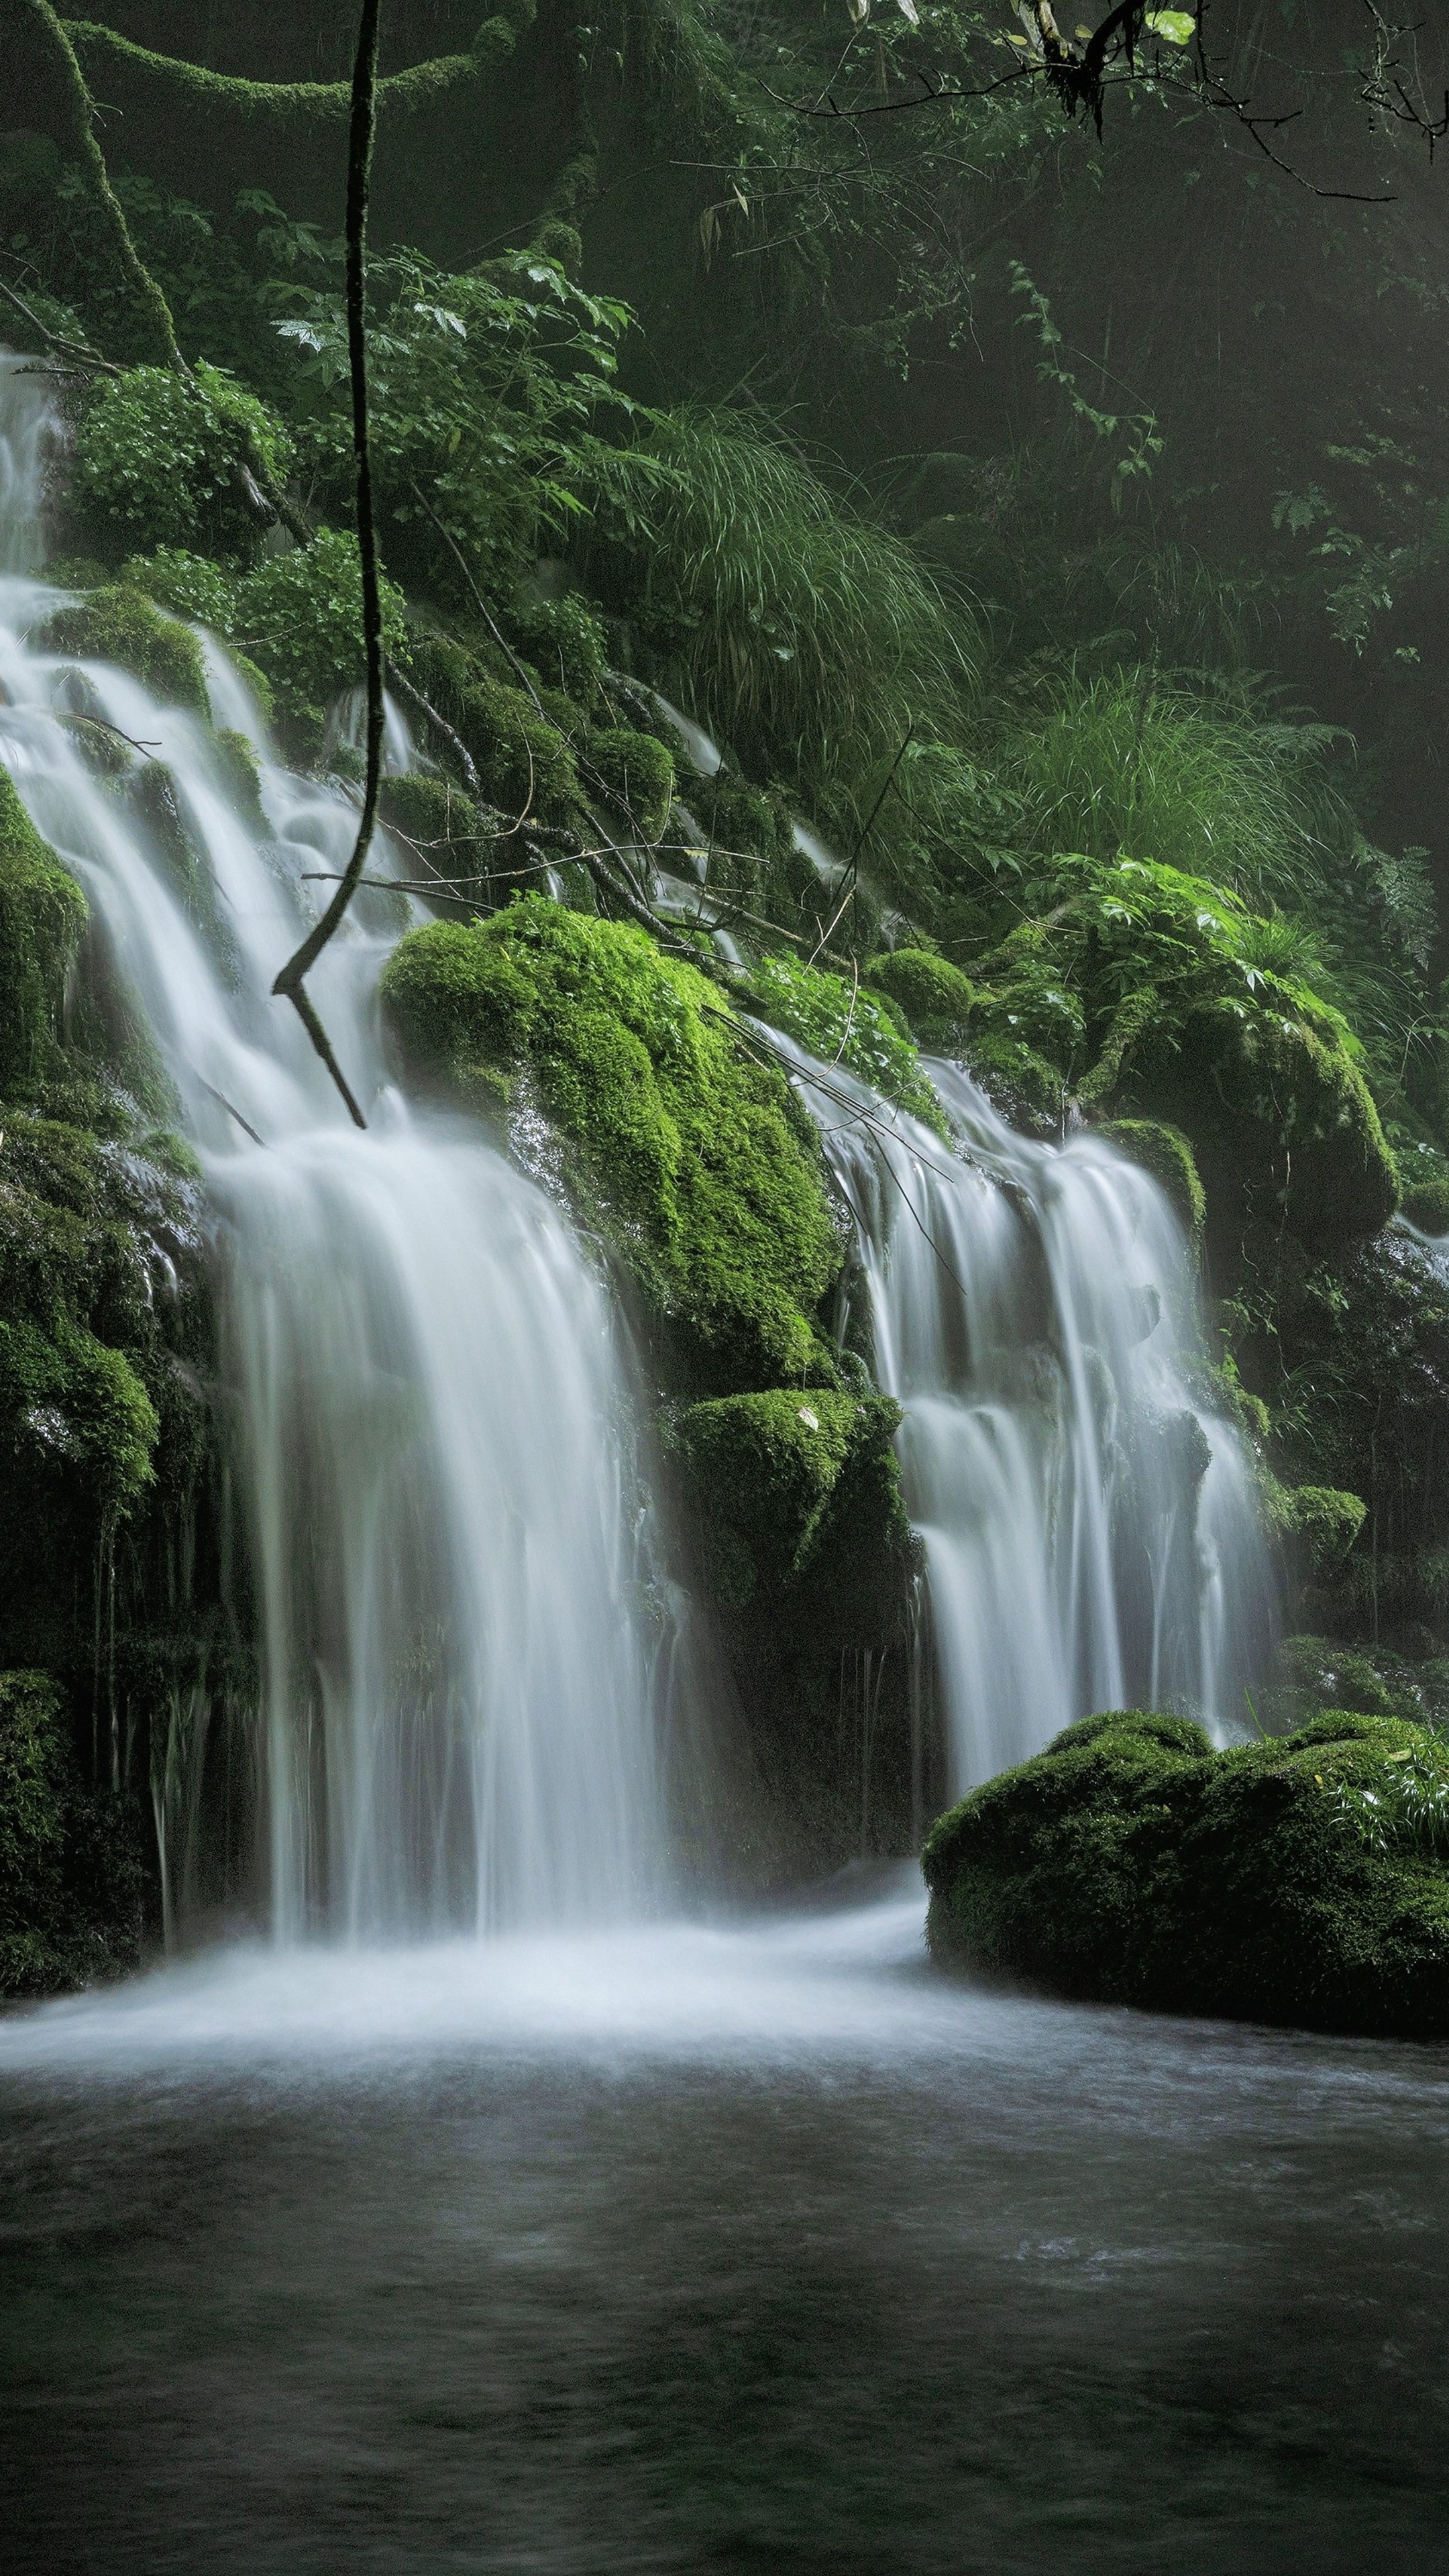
xmin=1144 ymin=9 xmax=1195 ymax=40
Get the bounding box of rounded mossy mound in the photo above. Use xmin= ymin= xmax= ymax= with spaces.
xmin=863 ymin=948 xmax=973 ymax=1051
xmin=72 ymin=363 xmax=292 ymax=563
xmin=664 ymin=1387 xmax=920 ymax=1639
xmin=35 ymin=585 xmax=211 ymax=717
xmin=586 ymin=727 xmax=675 ymax=843
xmin=1098 ymin=1118 xmax=1206 ymax=1253
xmin=924 ymin=1706 xmax=1449 ymax=2037
xmin=380 ymin=898 xmax=843 ymax=1391
xmin=1154 ymin=1003 xmax=1396 ymax=1248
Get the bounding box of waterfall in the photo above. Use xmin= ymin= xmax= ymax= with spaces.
xmin=0 ymin=354 xmax=668 ymax=1937
xmin=784 ymin=1044 xmax=1277 ymax=1790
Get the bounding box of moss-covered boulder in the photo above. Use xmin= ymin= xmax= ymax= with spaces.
xmin=924 ymin=1705 xmax=1449 ymax=2037
xmin=586 ymin=726 xmax=675 ymax=842
xmin=381 ymin=898 xmax=843 ymax=1391
xmin=1261 ymin=1634 xmax=1449 ymax=1735
xmin=0 ymin=1669 xmax=143 ymax=1998
xmin=1265 ymin=1479 xmax=1367 ymax=1580
xmin=664 ymin=1387 xmax=920 ymax=1635
xmin=0 ymin=769 xmax=89 ymax=1093
xmin=36 ymin=584 xmax=211 ymax=716
xmin=863 ymin=948 xmax=974 ymax=1051
xmin=1098 ymin=1118 xmax=1205 ymax=1252
xmin=1157 ymin=1002 xmax=1396 ymax=1248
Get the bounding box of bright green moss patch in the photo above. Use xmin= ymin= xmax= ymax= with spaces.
xmin=863 ymin=948 xmax=973 ymax=1051
xmin=924 ymin=1705 xmax=1449 ymax=2037
xmin=381 ymin=898 xmax=843 ymax=1390
xmin=665 ymin=1388 xmax=919 ymax=1630
xmin=73 ymin=363 xmax=292 ymax=561
xmin=1264 ymin=1479 xmax=1367 ymax=1578
xmin=36 ymin=584 xmax=211 ymax=716
xmin=0 ymin=769 xmax=89 ymax=1093
xmin=1099 ymin=1118 xmax=1206 ymax=1252
xmin=743 ymin=952 xmax=947 ymax=1134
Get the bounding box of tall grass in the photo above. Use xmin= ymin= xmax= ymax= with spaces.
xmin=582 ymin=407 xmax=981 ymax=815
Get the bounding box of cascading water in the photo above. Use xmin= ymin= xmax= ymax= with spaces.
xmin=784 ymin=1042 xmax=1277 ymax=1790
xmin=0 ymin=353 xmax=668 ymax=1937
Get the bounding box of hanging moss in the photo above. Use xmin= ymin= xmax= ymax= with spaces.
xmin=35 ymin=584 xmax=211 ymax=716
xmin=924 ymin=1705 xmax=1449 ymax=2038
xmin=381 ymin=897 xmax=843 ymax=1391
xmin=73 ymin=364 xmax=292 ymax=561
xmin=0 ymin=769 xmax=89 ymax=1094
xmin=0 ymin=1668 xmax=143 ymax=1998
xmin=863 ymin=948 xmax=974 ymax=1051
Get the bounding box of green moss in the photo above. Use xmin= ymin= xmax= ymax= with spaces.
xmin=1403 ymin=1174 xmax=1449 ymax=1235
xmin=123 ymin=546 xmax=241 ymax=633
xmin=36 ymin=584 xmax=211 ymax=716
xmin=508 ymin=594 xmax=606 ymax=708
xmin=0 ymin=1669 xmax=142 ymax=1998
xmin=587 ymin=726 xmax=676 ymax=842
xmin=863 ymin=948 xmax=974 ymax=1051
xmin=923 ymin=1705 xmax=1449 ymax=2037
xmin=213 ymin=729 xmax=266 ymax=835
xmin=74 ymin=364 xmax=292 ymax=561
xmin=1167 ymin=1003 xmax=1397 ymax=1246
xmin=457 ymin=672 xmax=580 ymax=827
xmin=665 ymin=1389 xmax=918 ymax=1626
xmin=1264 ymin=1479 xmax=1367 ymax=1578
xmin=381 ymin=897 xmax=843 ymax=1391
xmin=1099 ymin=1119 xmax=1206 ymax=1252
xmin=0 ymin=769 xmax=89 ymax=1093
xmin=743 ymin=952 xmax=947 ymax=1133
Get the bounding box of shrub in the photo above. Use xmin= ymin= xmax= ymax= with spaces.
xmin=72 ymin=362 xmax=292 ymax=560
xmin=744 ymin=951 xmax=946 ymax=1132
xmin=229 ymin=530 xmax=409 ymax=727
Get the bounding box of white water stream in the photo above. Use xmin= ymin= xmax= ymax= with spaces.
xmin=786 ymin=1046 xmax=1276 ymax=1786
xmin=0 ymin=354 xmax=667 ymax=1938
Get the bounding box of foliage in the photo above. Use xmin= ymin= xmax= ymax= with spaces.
xmin=586 ymin=727 xmax=676 ymax=842
xmin=227 ymin=532 xmax=409 ymax=726
xmin=923 ymin=1705 xmax=1449 ymax=2038
xmin=380 ymin=897 xmax=844 ymax=1393
xmin=73 ymin=363 xmax=292 ymax=559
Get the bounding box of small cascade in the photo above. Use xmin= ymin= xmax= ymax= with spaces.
xmin=784 ymin=1043 xmax=1277 ymax=1790
xmin=0 ymin=356 xmax=669 ymax=1937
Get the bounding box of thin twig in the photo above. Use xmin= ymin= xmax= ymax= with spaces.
xmin=268 ymin=0 xmax=382 ymax=1131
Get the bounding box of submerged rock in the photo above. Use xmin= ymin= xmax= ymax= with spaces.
xmin=923 ymin=1706 xmax=1449 ymax=2039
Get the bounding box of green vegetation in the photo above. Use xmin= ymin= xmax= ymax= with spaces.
xmin=924 ymin=1706 xmax=1449 ymax=2039
xmin=35 ymin=584 xmax=211 ymax=716
xmin=72 ymin=362 xmax=292 ymax=559
xmin=0 ymin=1670 xmax=143 ymax=1996
xmin=381 ymin=898 xmax=843 ymax=1393
xmin=742 ymin=953 xmax=946 ymax=1133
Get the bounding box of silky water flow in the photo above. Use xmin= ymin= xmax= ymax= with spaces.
xmin=0 ymin=354 xmax=667 ymax=1939
xmin=782 ymin=1040 xmax=1277 ymax=1790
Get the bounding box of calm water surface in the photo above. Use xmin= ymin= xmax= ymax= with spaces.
xmin=3 ymin=1873 xmax=1448 ymax=2572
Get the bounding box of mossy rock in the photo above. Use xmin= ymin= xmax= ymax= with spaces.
xmin=1099 ymin=1118 xmax=1205 ymax=1252
xmin=1402 ymin=1174 xmax=1449 ymax=1236
xmin=506 ymin=593 xmax=606 ymax=708
xmin=924 ymin=1705 xmax=1449 ymax=2037
xmin=35 ymin=585 xmax=211 ymax=716
xmin=378 ymin=772 xmax=484 ymax=864
xmin=664 ymin=1388 xmax=920 ymax=1636
xmin=214 ymin=728 xmax=266 ymax=837
xmin=1264 ymin=1479 xmax=1367 ymax=1580
xmin=0 ymin=769 xmax=88 ymax=1093
xmin=864 ymin=948 xmax=973 ymax=1051
xmin=586 ymin=726 xmax=675 ymax=843
xmin=1161 ymin=1002 xmax=1397 ymax=1248
xmin=0 ymin=1669 xmax=143 ymax=1998
xmin=454 ymin=672 xmax=579 ymax=828
xmin=72 ymin=362 xmax=292 ymax=563
xmin=381 ymin=897 xmax=843 ymax=1391
xmin=744 ymin=952 xmax=947 ymax=1134
xmin=1260 ymin=1633 xmax=1449 ymax=1736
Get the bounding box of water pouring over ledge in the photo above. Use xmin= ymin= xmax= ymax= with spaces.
xmin=780 ymin=1040 xmax=1277 ymax=1789
xmin=0 ymin=353 xmax=669 ymax=1939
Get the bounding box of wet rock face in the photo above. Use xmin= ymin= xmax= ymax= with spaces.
xmin=924 ymin=1706 xmax=1449 ymax=2039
